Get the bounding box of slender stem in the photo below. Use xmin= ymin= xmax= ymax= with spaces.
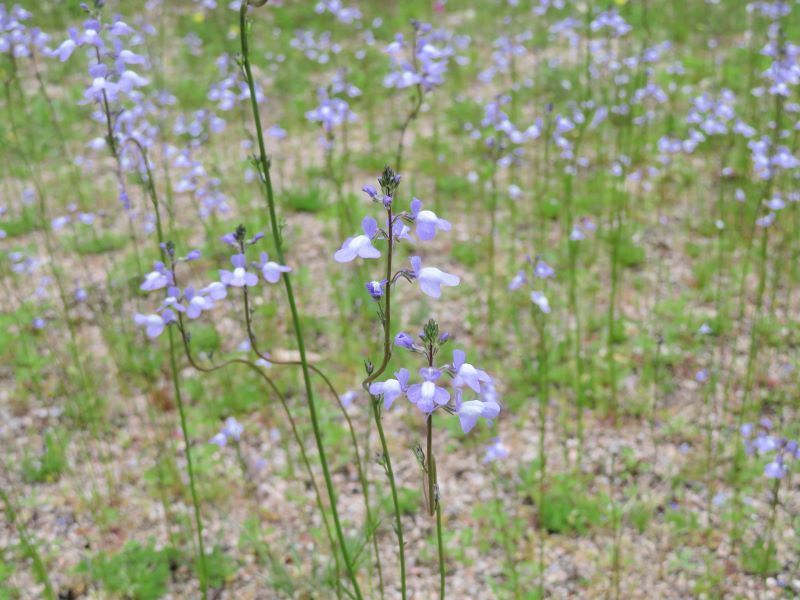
xmin=371 ymin=400 xmax=406 ymax=599
xmin=435 ymin=460 xmax=445 ymax=600
xmin=395 ymin=26 xmax=423 ymax=175
xmin=487 ymin=158 xmax=498 ymax=331
xmin=361 ymin=198 xmax=406 ymax=598
xmin=239 ymin=5 xmax=362 ymax=597
xmin=607 ymin=197 xmax=622 ymax=426
xmin=242 ymin=297 xmax=378 ymax=564
xmin=132 ymin=138 xmax=209 ymax=599
xmin=0 ymin=487 xmax=55 ymax=600
xmin=240 ymin=285 xmax=345 ymax=588
xmin=167 ymin=327 xmax=208 ymax=598
xmin=175 ymin=318 xmax=342 ymax=587
xmin=426 ymin=415 xmax=435 ymax=517
xmin=426 ymin=405 xmax=445 ymax=599
xmin=364 ymin=205 xmax=395 ymax=385
xmin=492 ymin=472 xmax=520 ymax=598
xmin=534 ymin=304 xmax=548 ymax=599
xmin=762 ymin=478 xmax=781 ymax=574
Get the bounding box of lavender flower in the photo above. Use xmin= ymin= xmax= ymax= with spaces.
xmin=407 ymin=367 xmax=449 ymax=413
xmin=508 ymin=270 xmax=526 ymax=290
xmin=533 ymin=259 xmax=555 ymax=279
xmin=410 ymin=256 xmax=460 ymax=298
xmin=200 ymin=282 xmax=228 ymax=301
xmin=395 ymin=332 xmax=415 ymax=349
xmin=455 ymin=390 xmax=501 ymax=434
xmin=219 ymin=254 xmax=258 ymax=287
xmin=483 ymin=437 xmax=510 ymax=463
xmin=334 ymin=216 xmax=381 ymax=263
xmin=140 ymin=267 xmax=170 ymax=291
xmin=410 ymin=198 xmax=451 ymax=241
xmin=184 ymin=287 xmax=215 ymax=319
xmin=134 ymin=312 xmax=169 ymax=338
xmin=369 ymin=368 xmax=410 ymax=410
xmin=222 ymin=417 xmax=244 ymax=441
xmin=257 ymin=252 xmax=291 ymax=283
xmin=764 ymin=460 xmax=787 ymax=479
xmin=530 ymin=291 xmax=551 ymax=313
xmin=451 ymin=349 xmax=492 ymax=393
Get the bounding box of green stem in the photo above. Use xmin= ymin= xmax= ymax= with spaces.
xmin=239 ymin=5 xmax=362 ymax=597
xmin=371 ymin=400 xmax=406 ymax=599
xmin=492 ymin=472 xmax=520 ymax=598
xmin=132 ymin=139 xmax=209 ymax=599
xmin=167 ymin=327 xmax=209 ymax=598
xmin=435 ymin=469 xmax=445 ymax=600
xmin=361 ymin=199 xmax=406 ymax=598
xmin=426 ymin=414 xmax=445 ymax=600
xmin=0 ymin=487 xmax=55 ymax=600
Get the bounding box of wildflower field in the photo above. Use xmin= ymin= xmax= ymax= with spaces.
xmin=1 ymin=0 xmax=799 ymax=598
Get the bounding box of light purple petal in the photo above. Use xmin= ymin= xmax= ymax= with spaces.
xmin=362 ymin=216 xmax=378 ymax=237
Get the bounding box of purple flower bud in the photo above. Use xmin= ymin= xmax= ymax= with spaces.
xmin=365 ymin=279 xmax=386 ymax=299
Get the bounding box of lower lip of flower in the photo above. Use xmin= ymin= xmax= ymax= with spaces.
xmin=421 ymin=381 xmax=436 ymax=402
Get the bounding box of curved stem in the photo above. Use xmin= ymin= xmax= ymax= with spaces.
xmin=174 ymin=318 xmax=342 ymax=587
xmin=244 ymin=332 xmax=382 ymax=595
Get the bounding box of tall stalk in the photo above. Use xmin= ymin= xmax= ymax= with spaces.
xmin=532 ymin=282 xmax=550 ymax=599
xmin=130 ymin=138 xmax=209 ymax=599
xmin=239 ymin=4 xmax=362 ymax=597
xmin=362 ymin=188 xmax=407 ymax=599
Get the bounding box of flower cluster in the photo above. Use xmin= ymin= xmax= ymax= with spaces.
xmin=55 ymin=15 xmax=149 ymax=106
xmin=508 ymin=256 xmax=556 ymax=313
xmin=334 ymin=166 xmax=460 ymax=300
xmin=742 ymin=419 xmax=799 ymax=479
xmin=305 ymin=86 xmax=358 ymax=134
xmin=210 ymin=417 xmax=244 ymax=447
xmin=0 ymin=4 xmax=49 ymax=58
xmin=314 ymin=0 xmax=362 ymax=25
xmin=134 ymin=228 xmax=290 ymax=339
xmin=384 ymin=21 xmax=457 ymax=92
xmin=370 ymin=320 xmax=500 ymax=433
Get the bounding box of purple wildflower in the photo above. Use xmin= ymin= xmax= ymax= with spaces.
xmin=334 ymin=216 xmax=381 ymax=262
xmin=410 ymin=256 xmax=460 ymax=298
xmin=219 ymin=254 xmax=258 ymax=287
